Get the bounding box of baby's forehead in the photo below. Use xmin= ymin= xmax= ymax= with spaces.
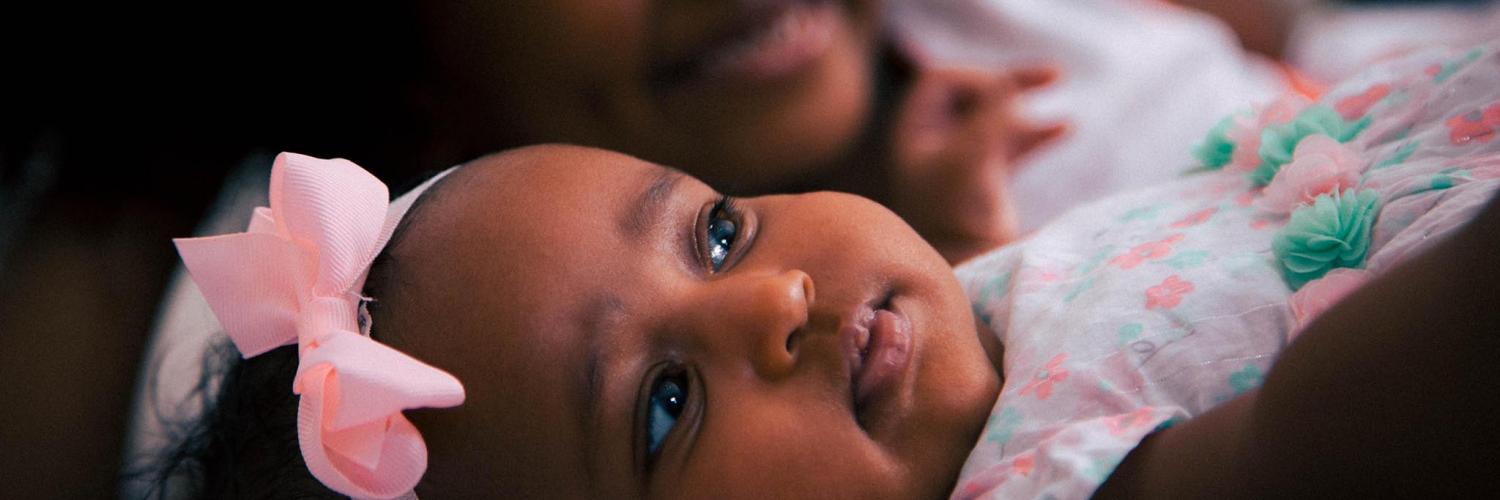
xmin=410 ymin=145 xmax=665 ymax=238
xmin=383 ymin=144 xmax=674 ymax=431
xmin=389 ymin=145 xmax=685 ymax=307
xmin=455 ymin=144 xmax=667 ymax=200
xmin=381 ymin=143 xmax=664 ymax=380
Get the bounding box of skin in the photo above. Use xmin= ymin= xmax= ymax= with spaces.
xmin=418 ymin=0 xmax=884 ymax=192
xmin=373 ymin=145 xmax=1002 ymax=498
xmin=416 ymin=0 xmax=1064 ymax=263
xmin=1165 ymin=0 xmax=1294 ymax=58
xmin=880 ymin=65 xmax=1063 ymax=263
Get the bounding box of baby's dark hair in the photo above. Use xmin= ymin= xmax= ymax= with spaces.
xmin=136 ymin=168 xmax=456 ymax=499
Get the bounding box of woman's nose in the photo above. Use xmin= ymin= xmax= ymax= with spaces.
xmin=693 ymin=269 xmax=815 ymax=379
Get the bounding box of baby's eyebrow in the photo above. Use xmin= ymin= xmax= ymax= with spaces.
xmin=578 ymin=292 xmax=627 ymax=486
xmin=621 ymin=167 xmax=686 ymax=240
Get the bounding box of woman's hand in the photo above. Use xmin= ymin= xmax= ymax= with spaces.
xmin=885 ymin=63 xmax=1066 ymax=264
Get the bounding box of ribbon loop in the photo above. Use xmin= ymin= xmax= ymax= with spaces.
xmin=174 ymin=152 xmax=465 ymax=499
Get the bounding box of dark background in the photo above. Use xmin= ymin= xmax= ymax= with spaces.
xmin=0 ymin=3 xmax=441 ymax=496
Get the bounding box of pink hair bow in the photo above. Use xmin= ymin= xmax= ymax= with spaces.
xmin=175 ymin=153 xmax=465 ymax=499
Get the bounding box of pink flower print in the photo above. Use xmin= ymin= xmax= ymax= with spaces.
xmin=1484 ymin=102 xmax=1500 ymax=125
xmin=1145 ymin=275 xmax=1194 ymax=310
xmin=1235 ymin=190 xmax=1256 ymax=207
xmin=1015 ymin=267 xmax=1064 ymax=294
xmin=1289 ymin=268 xmax=1373 ymax=332
xmin=1203 ymin=181 xmax=1238 ymax=197
xmin=1021 ymin=267 xmax=1064 ymax=283
xmin=1256 ymin=134 xmax=1364 ymax=215
xmin=1334 ymin=83 xmax=1390 ymax=121
xmin=1170 ymin=207 xmax=1218 ymax=228
xmin=1018 ymin=354 xmax=1070 ymax=400
xmin=1110 ymin=234 xmax=1185 ymax=269
xmin=1106 ymin=408 xmax=1157 ymax=436
xmin=1447 ymin=109 xmax=1496 ymax=146
xmin=1425 ymin=64 xmax=1443 ymax=77
xmin=957 ymin=469 xmax=1010 ymax=500
xmin=1250 ymin=218 xmax=1274 ymax=230
xmin=1011 ymin=453 xmax=1036 ymax=477
xmin=1226 ymin=94 xmax=1311 ymax=172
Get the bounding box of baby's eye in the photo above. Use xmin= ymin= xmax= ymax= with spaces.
xmin=646 ymin=372 xmax=689 ymax=457
xmin=704 ymin=197 xmax=740 ymax=272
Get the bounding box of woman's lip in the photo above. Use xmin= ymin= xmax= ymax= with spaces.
xmin=649 ymin=0 xmax=841 ymax=90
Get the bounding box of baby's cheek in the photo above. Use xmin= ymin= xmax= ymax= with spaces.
xmin=671 ymin=399 xmax=896 ymax=498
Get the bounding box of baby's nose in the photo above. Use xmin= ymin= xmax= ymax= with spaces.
xmin=707 ymin=269 xmax=814 ymax=379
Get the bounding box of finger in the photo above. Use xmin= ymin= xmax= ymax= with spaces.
xmin=1010 ymin=121 xmax=1069 ymax=164
xmin=1010 ymin=64 xmax=1062 ymax=91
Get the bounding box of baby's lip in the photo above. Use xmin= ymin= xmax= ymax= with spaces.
xmin=839 ymin=290 xmax=913 ymax=433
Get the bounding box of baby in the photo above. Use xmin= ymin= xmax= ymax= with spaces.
xmin=158 ymin=43 xmax=1500 ymax=498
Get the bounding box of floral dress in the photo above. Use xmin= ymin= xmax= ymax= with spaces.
xmin=951 ymin=40 xmax=1500 ymax=500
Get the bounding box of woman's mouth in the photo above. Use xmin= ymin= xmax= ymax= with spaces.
xmin=842 ymin=291 xmax=914 ymax=431
xmin=651 ymin=0 xmax=842 ymax=90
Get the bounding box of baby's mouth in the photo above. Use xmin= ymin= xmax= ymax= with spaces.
xmin=841 ymin=290 xmax=914 ymax=433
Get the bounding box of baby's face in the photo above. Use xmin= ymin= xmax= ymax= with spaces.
xmin=379 ymin=145 xmax=999 ymax=498
xmin=419 ymin=0 xmax=881 ymax=193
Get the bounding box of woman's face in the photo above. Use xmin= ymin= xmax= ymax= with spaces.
xmin=378 ymin=145 xmax=1000 ymax=498
xmin=419 ymin=0 xmax=883 ymax=193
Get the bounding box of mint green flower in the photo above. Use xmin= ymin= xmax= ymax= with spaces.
xmin=1272 ymin=189 xmax=1381 ymax=290
xmin=1252 ymin=106 xmax=1372 ymax=186
xmin=986 ymin=407 xmax=1023 ymax=445
xmin=1228 ymin=364 xmax=1264 ymax=395
xmin=1192 ymin=113 xmax=1238 ymax=170
xmin=1116 ymin=323 xmax=1144 ymax=344
xmin=1434 ymin=48 xmax=1482 ymax=83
